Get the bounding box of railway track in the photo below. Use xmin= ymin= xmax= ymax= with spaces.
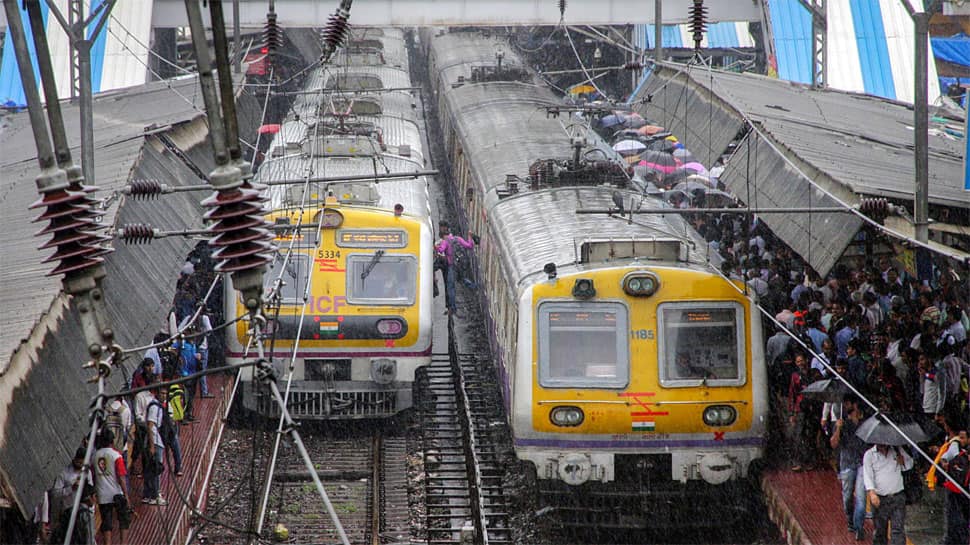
xmin=264 ymin=429 xmax=409 ymax=544
xmin=420 ymin=327 xmax=512 ymax=545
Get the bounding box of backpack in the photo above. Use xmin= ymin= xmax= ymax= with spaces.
xmin=168 ymin=384 xmax=186 ymax=423
xmin=944 ymin=449 xmax=970 ymax=494
xmin=104 ymin=403 xmax=127 ymax=451
xmin=149 ymin=400 xmax=176 ymax=448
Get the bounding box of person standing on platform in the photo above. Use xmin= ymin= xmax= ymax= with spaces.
xmin=180 ymin=311 xmax=214 ymax=398
xmin=143 ymin=388 xmax=167 ymax=506
xmin=176 ymin=336 xmax=200 ymax=422
xmin=830 ymin=395 xmax=868 ymax=541
xmin=93 ymin=431 xmax=129 ymax=545
xmin=863 ymin=442 xmax=913 ymax=545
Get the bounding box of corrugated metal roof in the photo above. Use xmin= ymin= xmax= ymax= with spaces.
xmin=0 ymin=76 xmax=211 ymax=366
xmin=630 ymin=63 xmax=967 ymax=275
xmin=0 ymin=74 xmax=260 ymax=517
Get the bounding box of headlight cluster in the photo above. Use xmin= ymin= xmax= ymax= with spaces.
xmin=703 ymin=405 xmax=737 ymax=427
xmin=550 ymin=406 xmax=584 ymax=427
xmin=622 ymin=272 xmax=659 ymax=296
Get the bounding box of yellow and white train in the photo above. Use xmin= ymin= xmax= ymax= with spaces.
xmin=226 ymin=28 xmax=434 ymax=419
xmin=425 ymin=29 xmax=768 ymax=526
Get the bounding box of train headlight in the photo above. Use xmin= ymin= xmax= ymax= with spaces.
xmin=550 ymin=406 xmax=585 ymax=427
xmin=376 ymin=319 xmax=404 ymax=336
xmin=319 ymin=209 xmax=343 ymax=228
xmin=370 ymin=358 xmax=397 ymax=385
xmin=558 ymin=453 xmax=593 ymax=486
xmin=702 ymin=405 xmax=737 ymax=427
xmin=572 ymin=278 xmax=596 ymax=299
xmin=622 ymin=272 xmax=659 ymax=296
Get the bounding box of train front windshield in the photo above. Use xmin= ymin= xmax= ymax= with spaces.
xmin=347 ymin=254 xmax=416 ymax=305
xmin=264 ymin=251 xmax=310 ymax=303
xmin=658 ymin=303 xmax=745 ymax=386
xmin=537 ymin=302 xmax=630 ymax=388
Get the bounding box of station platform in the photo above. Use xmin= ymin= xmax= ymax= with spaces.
xmin=762 ymin=466 xmax=945 ymax=545
xmin=123 ymin=374 xmax=232 ymax=545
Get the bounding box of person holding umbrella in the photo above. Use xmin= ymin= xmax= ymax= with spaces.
xmin=860 ymin=416 xmax=916 ymax=545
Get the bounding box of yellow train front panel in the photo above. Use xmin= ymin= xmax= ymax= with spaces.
xmin=511 ymin=265 xmax=767 ymax=484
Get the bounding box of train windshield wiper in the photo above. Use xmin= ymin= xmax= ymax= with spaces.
xmin=361 ymin=249 xmax=385 ymax=280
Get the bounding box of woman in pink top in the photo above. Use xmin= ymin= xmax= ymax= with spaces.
xmin=435 ymin=223 xmax=475 ymax=316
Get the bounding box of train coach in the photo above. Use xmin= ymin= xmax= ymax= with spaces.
xmin=424 ymin=28 xmax=768 ymax=526
xmin=226 ymin=28 xmax=434 ymax=419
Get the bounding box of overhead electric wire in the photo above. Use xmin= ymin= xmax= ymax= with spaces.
xmin=563 ymin=26 xmax=608 ymax=100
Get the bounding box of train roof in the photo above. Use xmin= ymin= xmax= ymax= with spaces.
xmin=434 ymin=32 xmax=712 ymax=287
xmin=428 ymin=31 xmax=527 ymax=88
xmin=259 ymin=153 xmax=430 ymax=215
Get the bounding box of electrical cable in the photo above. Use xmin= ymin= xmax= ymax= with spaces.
xmin=563 ymin=26 xmax=608 ymax=100
xmin=107 ymin=12 xmax=193 ymax=75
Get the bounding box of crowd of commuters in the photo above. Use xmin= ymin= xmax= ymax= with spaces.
xmin=30 ymin=248 xmax=223 ymax=544
xmin=694 ymin=209 xmax=970 ymax=545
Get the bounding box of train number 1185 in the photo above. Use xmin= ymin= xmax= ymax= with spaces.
xmin=630 ymin=329 xmax=654 ymax=340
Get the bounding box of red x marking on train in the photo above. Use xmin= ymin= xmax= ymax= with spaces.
xmin=619 ymin=392 xmax=669 ymax=416
xmin=714 ymin=432 xmax=725 ymax=441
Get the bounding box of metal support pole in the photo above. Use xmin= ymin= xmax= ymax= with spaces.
xmin=653 ymin=0 xmax=662 ymax=62
xmin=259 ymin=369 xmax=351 ymax=545
xmin=78 ymin=40 xmax=95 ymax=184
xmin=184 ymin=0 xmax=230 ymax=165
xmin=8 ymin=1 xmax=58 ymax=171
xmin=209 ymin=0 xmax=242 ymax=162
xmin=25 ymin=0 xmax=70 ymax=167
xmin=233 ymin=0 xmax=241 ymax=73
xmin=914 ymin=11 xmax=930 ymax=243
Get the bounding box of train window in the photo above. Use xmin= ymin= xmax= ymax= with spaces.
xmin=264 ymin=251 xmax=310 ymax=304
xmin=657 ymin=302 xmax=746 ymax=387
xmin=346 ymin=254 xmax=416 ymax=305
xmin=537 ymin=302 xmax=629 ymax=389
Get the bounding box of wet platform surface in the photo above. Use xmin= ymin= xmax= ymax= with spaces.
xmin=762 ymin=466 xmax=944 ymax=545
xmin=124 ymin=373 xmax=232 ymax=545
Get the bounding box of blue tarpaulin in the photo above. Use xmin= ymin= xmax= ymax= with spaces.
xmin=932 ymin=33 xmax=970 ymax=67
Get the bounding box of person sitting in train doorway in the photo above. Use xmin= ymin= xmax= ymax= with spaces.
xmin=863 ymin=442 xmax=913 ymax=545
xmin=434 ymin=222 xmax=476 ymax=317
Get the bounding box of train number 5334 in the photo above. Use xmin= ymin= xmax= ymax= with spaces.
xmin=630 ymin=329 xmax=654 ymax=340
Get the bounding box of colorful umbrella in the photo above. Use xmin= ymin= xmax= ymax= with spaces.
xmin=567 ymin=84 xmax=597 ymax=95
xmin=613 ymin=139 xmax=647 ymax=155
xmin=637 ymin=124 xmax=666 ymax=136
xmin=258 ymin=124 xmax=282 ymax=134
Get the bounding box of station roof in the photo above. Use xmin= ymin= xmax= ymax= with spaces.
xmin=630 ymin=62 xmax=969 ymax=276
xmin=0 ymin=75 xmax=260 ymax=517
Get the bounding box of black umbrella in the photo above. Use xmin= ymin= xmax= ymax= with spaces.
xmin=855 ymin=413 xmax=933 ymax=446
xmin=801 ymin=378 xmax=851 ymax=403
xmin=645 ymin=138 xmax=678 ymax=153
xmin=640 ymin=150 xmax=678 ymax=167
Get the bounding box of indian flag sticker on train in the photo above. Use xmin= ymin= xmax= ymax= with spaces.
xmin=319 ymin=321 xmax=339 ymax=335
xmin=632 ymin=420 xmax=656 ymax=432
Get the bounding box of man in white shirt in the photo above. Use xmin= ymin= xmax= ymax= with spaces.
xmin=94 ymin=432 xmax=129 ymax=545
xmin=863 ymin=443 xmax=913 ymax=545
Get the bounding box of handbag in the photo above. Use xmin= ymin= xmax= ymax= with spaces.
xmin=902 ymin=467 xmax=922 ymax=505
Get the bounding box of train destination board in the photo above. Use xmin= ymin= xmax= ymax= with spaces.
xmin=336 ymin=229 xmax=408 ymax=248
